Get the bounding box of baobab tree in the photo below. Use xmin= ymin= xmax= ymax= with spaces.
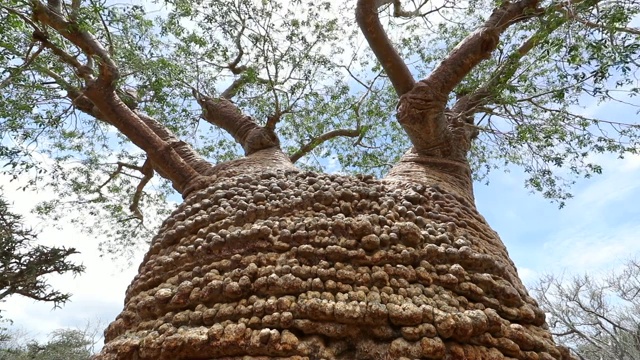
xmin=1 ymin=0 xmax=638 ymax=358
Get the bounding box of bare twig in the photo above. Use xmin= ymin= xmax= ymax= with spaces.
xmin=129 ymin=158 xmax=153 ymax=221
xmin=95 ymin=159 xmax=154 ymax=221
xmin=290 ymin=129 xmax=361 ymax=163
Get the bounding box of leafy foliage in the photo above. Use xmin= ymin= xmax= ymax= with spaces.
xmin=0 ymin=192 xmax=84 ymax=307
xmin=533 ymin=259 xmax=640 ymax=360
xmin=0 ymin=0 xmax=638 ymax=250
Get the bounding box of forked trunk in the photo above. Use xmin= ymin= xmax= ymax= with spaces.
xmin=95 ymin=144 xmax=571 ymax=359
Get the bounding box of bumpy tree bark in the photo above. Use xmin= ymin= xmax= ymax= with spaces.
xmin=95 ymin=91 xmax=572 ymax=359
xmin=32 ymin=0 xmax=573 ymax=357
xmin=96 ymin=144 xmax=571 ymax=359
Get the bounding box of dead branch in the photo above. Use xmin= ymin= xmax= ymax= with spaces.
xmin=355 ymin=0 xmax=416 ymax=96
xmin=97 ymin=161 xmax=145 ymax=191
xmin=95 ymin=158 xmax=153 ymax=221
xmin=290 ymin=128 xmax=361 ymax=163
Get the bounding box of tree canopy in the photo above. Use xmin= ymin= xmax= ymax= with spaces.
xmin=0 ymin=0 xmax=638 ymax=253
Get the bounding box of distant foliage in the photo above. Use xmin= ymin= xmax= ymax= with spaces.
xmin=0 ymin=328 xmax=94 ymax=360
xmin=532 ymin=259 xmax=640 ymax=360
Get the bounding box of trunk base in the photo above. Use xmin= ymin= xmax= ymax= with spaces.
xmin=96 ymin=170 xmax=571 ymax=360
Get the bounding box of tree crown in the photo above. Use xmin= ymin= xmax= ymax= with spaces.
xmin=0 ymin=0 xmax=638 ymax=254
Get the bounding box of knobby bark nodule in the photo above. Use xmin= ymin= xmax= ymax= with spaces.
xmin=24 ymin=0 xmax=573 ymax=358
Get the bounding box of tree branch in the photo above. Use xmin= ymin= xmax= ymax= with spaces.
xmin=129 ymin=158 xmax=153 ymax=221
xmin=452 ymin=28 xmax=546 ymax=116
xmin=220 ymin=69 xmax=270 ymax=99
xmin=419 ymin=0 xmax=540 ymax=96
xmin=355 ymin=0 xmax=415 ymax=96
xmin=396 ymin=0 xmax=541 ymax=156
xmin=31 ymin=0 xmax=118 ymax=87
xmin=193 ymin=90 xmax=280 ymax=155
xmin=289 ymin=128 xmax=361 ymax=163
xmin=29 ymin=1 xmax=212 ymax=196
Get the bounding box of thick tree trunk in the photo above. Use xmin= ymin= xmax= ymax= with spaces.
xmin=95 ymin=144 xmax=571 ymax=359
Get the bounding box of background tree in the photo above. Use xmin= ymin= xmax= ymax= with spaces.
xmin=533 ymin=259 xmax=640 ymax=360
xmin=0 ymin=325 xmax=100 ymax=360
xmin=0 ymin=192 xmax=84 ymax=311
xmin=0 ymin=0 xmax=638 ymax=358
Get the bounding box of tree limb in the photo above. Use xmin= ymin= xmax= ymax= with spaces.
xmin=129 ymin=158 xmax=153 ymax=221
xmin=29 ymin=1 xmax=211 ymax=196
xmin=31 ymin=0 xmax=118 ymax=87
xmin=419 ymin=0 xmax=540 ymax=96
xmin=289 ymin=128 xmax=361 ymax=163
xmin=220 ymin=70 xmax=271 ymax=99
xmin=396 ymin=0 xmax=541 ymax=156
xmin=193 ymin=90 xmax=280 ymax=155
xmin=355 ymin=0 xmax=416 ymax=96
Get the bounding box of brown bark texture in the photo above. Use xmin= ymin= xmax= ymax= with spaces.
xmin=64 ymin=0 xmax=574 ymax=357
xmin=94 ymin=130 xmax=571 ymax=359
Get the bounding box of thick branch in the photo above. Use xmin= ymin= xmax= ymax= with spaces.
xmin=134 ymin=111 xmax=214 ymax=176
xmin=60 ymin=83 xmax=214 ymax=188
xmin=81 ymin=84 xmax=205 ymax=194
xmin=355 ymin=0 xmax=415 ymax=96
xmin=419 ymin=0 xmax=540 ymax=96
xmin=220 ymin=70 xmax=270 ymax=99
xmin=31 ymin=0 xmax=118 ymax=86
xmin=194 ymin=92 xmax=280 ymax=155
xmin=397 ymin=0 xmax=540 ymax=157
xmin=452 ymin=29 xmax=544 ymax=116
xmin=31 ymin=30 xmax=94 ymax=80
xmin=27 ymin=2 xmax=213 ymax=195
xmin=289 ymin=129 xmax=360 ymax=163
